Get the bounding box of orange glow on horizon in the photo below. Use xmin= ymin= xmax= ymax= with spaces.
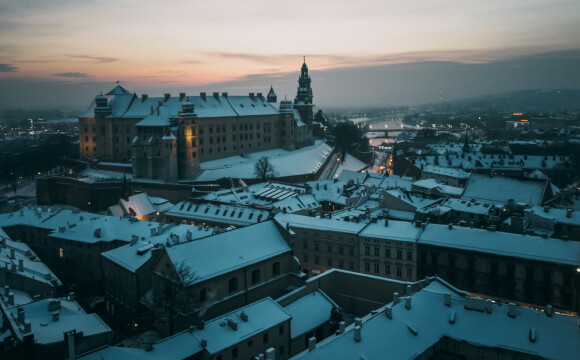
xmin=513 ymin=113 xmax=523 ymax=116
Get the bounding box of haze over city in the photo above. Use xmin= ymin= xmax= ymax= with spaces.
xmin=1 ymin=0 xmax=579 ymax=110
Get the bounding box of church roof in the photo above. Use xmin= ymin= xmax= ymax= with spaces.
xmin=105 ymin=84 xmax=132 ymax=96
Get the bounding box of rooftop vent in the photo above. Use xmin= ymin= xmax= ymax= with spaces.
xmin=227 ymin=318 xmax=238 ymax=330
xmin=240 ymin=311 xmax=248 ymax=322
xmin=354 ymin=325 xmax=361 ymax=342
xmin=508 ymin=303 xmax=517 ymax=318
xmin=405 ymin=297 xmax=412 ymax=309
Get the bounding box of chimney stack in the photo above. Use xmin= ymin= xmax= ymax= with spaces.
xmin=164 ymin=93 xmax=170 ymax=101
xmin=508 ymin=303 xmax=516 ymax=318
xmin=354 ymin=325 xmax=361 ymax=342
xmin=52 ymin=311 xmax=60 ymax=321
xmin=566 ymin=208 xmax=572 ymax=218
xmin=308 ymin=337 xmax=316 ymax=352
xmin=405 ymin=297 xmax=412 ymax=309
xmin=339 ymin=321 xmax=346 ymax=333
xmin=18 ymin=259 xmax=24 ymax=272
xmin=444 ymin=293 xmax=451 ymax=306
xmin=393 ymin=292 xmax=399 ymax=304
xmin=265 ymin=347 xmax=275 ymax=360
xmin=17 ymin=308 xmax=25 ymax=323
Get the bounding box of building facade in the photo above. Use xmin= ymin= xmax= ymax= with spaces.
xmin=79 ymin=61 xmax=316 ymax=181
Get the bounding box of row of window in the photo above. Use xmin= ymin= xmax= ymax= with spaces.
xmin=226 ymin=263 xmax=281 ymax=294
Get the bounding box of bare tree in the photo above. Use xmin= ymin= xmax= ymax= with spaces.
xmin=254 ymin=157 xmax=277 ymax=180
xmin=157 ymin=261 xmax=197 ymax=335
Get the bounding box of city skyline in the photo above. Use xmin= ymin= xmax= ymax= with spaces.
xmin=1 ymin=0 xmax=579 ymax=110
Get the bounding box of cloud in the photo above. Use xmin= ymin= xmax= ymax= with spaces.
xmin=0 ymin=63 xmax=17 ymax=72
xmin=65 ymin=54 xmax=119 ymax=63
xmin=54 ymin=72 xmax=90 ymax=78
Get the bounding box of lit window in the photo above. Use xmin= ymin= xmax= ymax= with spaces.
xmin=59 ymin=248 xmax=64 ymax=258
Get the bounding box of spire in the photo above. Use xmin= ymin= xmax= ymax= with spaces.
xmin=267 ymin=86 xmax=277 ymax=103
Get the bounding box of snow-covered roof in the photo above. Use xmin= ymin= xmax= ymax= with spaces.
xmin=194 ymin=297 xmax=290 ymax=354
xmin=359 ymin=220 xmax=422 ymax=242
xmin=79 ymin=297 xmax=290 ymax=360
xmin=101 ymin=224 xmax=214 ymax=272
xmin=197 ymin=140 xmax=333 ymax=181
xmin=440 ymin=197 xmax=501 ymax=215
xmin=412 ymin=178 xmax=463 ymax=197
xmin=166 ymin=201 xmax=270 ymax=227
xmin=51 ymin=216 xmax=156 ymax=244
xmin=462 ymin=174 xmax=547 ymax=206
xmin=296 ymin=278 xmax=580 ymax=360
xmin=419 ymin=223 xmax=580 ymax=266
xmin=421 ymin=164 xmax=470 ymax=179
xmin=284 ymin=290 xmax=337 ymax=339
xmin=165 ymin=221 xmax=291 ymax=284
xmin=0 ymin=237 xmax=62 ymax=288
xmin=275 ymin=213 xmax=368 ymax=234
xmin=0 ymin=207 xmax=102 ymax=232
xmin=3 ymin=298 xmax=111 ymax=344
xmin=525 ymin=206 xmax=580 ymax=226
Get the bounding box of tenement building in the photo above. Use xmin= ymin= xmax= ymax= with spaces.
xmin=79 ymin=61 xmax=316 ymax=181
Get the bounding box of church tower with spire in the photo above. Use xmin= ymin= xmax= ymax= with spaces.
xmin=294 ymin=58 xmax=314 ymax=124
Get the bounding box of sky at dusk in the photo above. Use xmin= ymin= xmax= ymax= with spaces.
xmin=0 ymin=0 xmax=579 ymax=110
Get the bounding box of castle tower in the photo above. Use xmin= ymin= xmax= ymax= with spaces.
xmin=177 ymin=100 xmax=200 ymax=179
xmin=294 ymin=58 xmax=314 ymax=123
xmin=267 ymin=86 xmax=277 ymax=103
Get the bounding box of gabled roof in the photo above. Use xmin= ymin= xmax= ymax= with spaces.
xmin=105 ymin=84 xmax=132 ymax=96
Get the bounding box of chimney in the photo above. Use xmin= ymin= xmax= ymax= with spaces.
xmin=339 ymin=321 xmax=346 ymax=333
xmin=444 ymin=293 xmax=451 ymax=306
xmin=142 ymin=94 xmax=148 ymax=102
xmin=393 ymin=292 xmax=399 ymax=304
xmin=240 ymin=311 xmax=248 ymax=322
xmin=17 ymin=308 xmax=25 ymax=323
xmin=227 ymin=318 xmax=238 ymax=330
xmin=385 ymin=306 xmax=392 ymax=319
xmin=94 ymin=228 xmax=102 ymax=238
xmin=384 ymin=219 xmax=389 ymax=227
xmin=48 ymin=299 xmax=61 ymax=311
xmin=257 ymin=92 xmax=263 ymax=99
xmin=485 ymin=299 xmax=492 ymax=313
xmin=131 ymin=234 xmax=138 ymax=245
xmin=508 ymin=303 xmax=516 ymax=318
xmin=1 ymin=238 xmax=6 ymax=247
xmin=68 ymin=292 xmax=75 ymax=301
xmin=543 ymin=206 xmax=550 ymax=213
xmin=23 ymin=319 xmax=31 ymax=333
xmin=566 ymin=208 xmax=572 ymax=218
xmin=222 ymin=92 xmax=228 ymax=99
xmin=354 ymin=318 xmax=362 ymax=328
xmin=529 ymin=328 xmax=536 ymax=343
xmin=8 ymin=292 xmax=14 ymax=305
xmin=308 ymin=336 xmax=316 ymax=351
xmin=197 ymin=320 xmax=205 ymax=330
xmin=179 ymin=92 xmax=186 ymax=100
xmin=164 ymin=93 xmax=170 ymax=101
xmin=4 ymin=285 xmax=9 ymax=296
xmin=200 ymin=92 xmax=207 ymax=101
xmin=186 ymin=230 xmax=193 ymax=241
xmin=10 ymin=248 xmax=15 ymax=259
xmin=249 ymin=92 xmax=255 ymax=100
xmin=52 ymin=311 xmax=60 ymax=321
xmin=200 ymin=338 xmax=207 ymax=348
xmin=405 ymin=284 xmax=411 ymax=296
xmin=546 ymin=304 xmax=553 ymax=317
xmin=66 ymin=330 xmax=76 ymax=360
xmin=354 ymin=325 xmax=361 ymax=342
xmin=18 ymin=259 xmax=24 ymax=272
xmin=405 ymin=297 xmax=412 ymax=309
xmin=213 ymin=92 xmax=219 ymax=100
xmin=448 ymin=223 xmax=453 ymax=230
xmin=265 ymin=347 xmax=276 ymax=360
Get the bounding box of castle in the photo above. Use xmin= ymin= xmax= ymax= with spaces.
xmin=79 ymin=61 xmax=316 ymax=181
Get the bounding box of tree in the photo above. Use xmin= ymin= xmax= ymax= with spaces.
xmin=157 ymin=261 xmax=197 ymax=335
xmin=254 ymin=157 xmax=277 ymax=180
